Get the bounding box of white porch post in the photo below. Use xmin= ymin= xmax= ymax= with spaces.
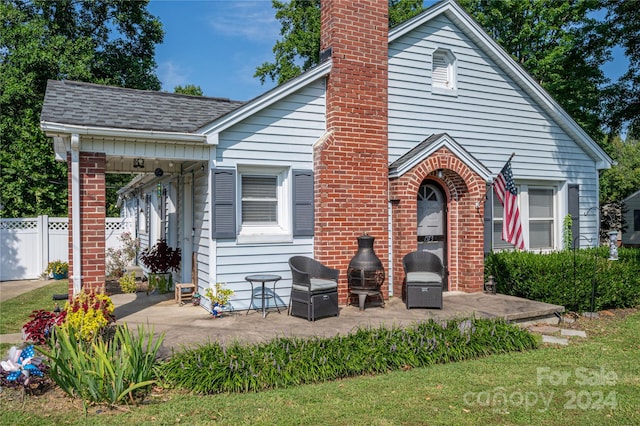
xmin=71 ymin=133 xmax=82 ymax=295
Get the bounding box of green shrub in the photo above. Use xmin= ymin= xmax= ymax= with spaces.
xmin=40 ymin=323 xmax=164 ymax=406
xmin=155 ymin=317 xmax=537 ymax=394
xmin=485 ymin=247 xmax=640 ymax=312
xmin=118 ymin=271 xmax=137 ymax=293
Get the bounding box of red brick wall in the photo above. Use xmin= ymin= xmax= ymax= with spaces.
xmin=67 ymin=152 xmax=106 ymax=298
xmin=315 ymin=0 xmax=389 ymax=303
xmin=390 ymin=148 xmax=486 ymax=297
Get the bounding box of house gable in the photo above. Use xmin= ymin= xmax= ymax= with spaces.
xmin=389 ymin=0 xmax=611 ymax=170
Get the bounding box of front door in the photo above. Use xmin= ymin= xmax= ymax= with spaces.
xmin=417 ymin=182 xmax=447 ymax=289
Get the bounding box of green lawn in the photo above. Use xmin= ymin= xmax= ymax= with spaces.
xmin=1 ymin=284 xmax=638 ymax=425
xmin=0 ymin=280 xmax=68 ymax=334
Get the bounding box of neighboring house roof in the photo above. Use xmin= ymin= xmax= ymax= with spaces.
xmin=41 ymin=80 xmax=244 ymax=133
xmin=389 ymin=0 xmax=612 ymax=170
xmin=623 ymin=189 xmax=640 ymax=203
xmin=389 ymin=133 xmax=492 ymax=180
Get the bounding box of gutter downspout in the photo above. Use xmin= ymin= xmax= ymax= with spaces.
xmin=71 ymin=134 xmax=81 ymax=296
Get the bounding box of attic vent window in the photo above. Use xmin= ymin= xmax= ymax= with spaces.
xmin=432 ymin=48 xmax=457 ymax=96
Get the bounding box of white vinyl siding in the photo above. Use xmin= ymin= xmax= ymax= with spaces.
xmin=388 ymin=13 xmax=599 ymax=246
xmin=193 ymin=166 xmax=210 ymax=292
xmin=211 ymin=80 xmax=326 ymax=309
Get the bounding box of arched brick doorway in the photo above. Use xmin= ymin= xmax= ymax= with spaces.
xmin=390 ymin=145 xmax=488 ymax=298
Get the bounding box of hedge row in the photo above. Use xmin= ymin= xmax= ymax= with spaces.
xmin=485 ymin=247 xmax=640 ymax=312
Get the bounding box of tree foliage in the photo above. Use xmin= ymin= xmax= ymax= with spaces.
xmin=599 ymin=136 xmax=640 ymax=204
xmin=173 ymin=84 xmax=204 ymax=96
xmin=254 ymin=0 xmax=425 ymax=85
xmin=602 ymin=0 xmax=640 ymax=139
xmin=0 ymin=0 xmax=163 ymax=217
xmin=456 ymin=0 xmax=609 ymax=141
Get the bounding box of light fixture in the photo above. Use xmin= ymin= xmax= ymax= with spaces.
xmin=437 ymin=169 xmax=443 ymax=179
xmin=133 ymin=158 xmax=145 ymax=169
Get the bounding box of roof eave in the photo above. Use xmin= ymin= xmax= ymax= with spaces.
xmin=389 ymin=133 xmax=492 ymax=180
xmin=199 ymin=60 xmax=332 ymax=135
xmin=40 ymin=121 xmax=207 ymax=143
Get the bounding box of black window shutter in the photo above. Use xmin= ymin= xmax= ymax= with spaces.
xmin=483 ymin=186 xmax=492 ymax=255
xmin=212 ymin=168 xmax=236 ymax=239
xmin=568 ymin=184 xmax=580 ymax=249
xmin=293 ymin=169 xmax=314 ymax=236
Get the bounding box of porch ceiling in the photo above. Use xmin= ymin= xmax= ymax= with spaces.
xmin=105 ymin=157 xmax=202 ymax=174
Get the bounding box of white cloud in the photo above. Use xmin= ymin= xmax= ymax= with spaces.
xmin=157 ymin=61 xmax=191 ymax=92
xmin=207 ymin=1 xmax=279 ymax=43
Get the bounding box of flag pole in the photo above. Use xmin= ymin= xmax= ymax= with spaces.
xmin=477 ymin=152 xmax=516 ymax=207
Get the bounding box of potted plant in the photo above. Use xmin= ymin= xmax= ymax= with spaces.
xmin=205 ymin=282 xmax=234 ymax=318
xmin=139 ymin=239 xmax=181 ymax=294
xmin=46 ymin=260 xmax=69 ymax=280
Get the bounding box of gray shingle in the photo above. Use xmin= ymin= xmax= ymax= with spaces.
xmin=389 ymin=133 xmax=447 ymax=172
xmin=41 ymin=80 xmax=244 ymax=133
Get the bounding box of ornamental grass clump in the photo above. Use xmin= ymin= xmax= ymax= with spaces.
xmin=155 ymin=317 xmax=537 ymax=394
xmin=40 ymin=323 xmax=164 ymax=406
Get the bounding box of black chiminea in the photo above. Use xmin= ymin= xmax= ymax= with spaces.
xmin=347 ymin=233 xmax=385 ymax=311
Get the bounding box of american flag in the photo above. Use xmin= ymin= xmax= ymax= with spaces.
xmin=493 ymin=160 xmax=525 ymax=249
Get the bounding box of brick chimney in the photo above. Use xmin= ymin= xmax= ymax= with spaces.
xmin=314 ymin=0 xmax=389 ymax=303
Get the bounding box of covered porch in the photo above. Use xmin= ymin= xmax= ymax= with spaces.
xmin=40 ymin=79 xmax=244 ymax=299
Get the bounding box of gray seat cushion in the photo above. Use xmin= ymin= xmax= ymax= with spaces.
xmin=406 ymin=272 xmax=442 ymax=284
xmin=292 ymin=278 xmax=338 ymax=292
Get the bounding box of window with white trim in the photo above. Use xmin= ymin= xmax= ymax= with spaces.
xmin=528 ymin=188 xmax=554 ymax=249
xmin=432 ymin=48 xmax=457 ymax=95
xmin=488 ymin=184 xmax=557 ymax=251
xmin=237 ymin=166 xmax=291 ymax=243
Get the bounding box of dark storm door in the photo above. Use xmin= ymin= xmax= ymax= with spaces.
xmin=417 ymin=182 xmax=447 ymax=288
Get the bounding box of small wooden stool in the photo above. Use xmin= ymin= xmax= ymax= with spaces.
xmin=175 ymin=282 xmax=196 ymax=305
xmin=175 ymin=252 xmax=198 ymax=305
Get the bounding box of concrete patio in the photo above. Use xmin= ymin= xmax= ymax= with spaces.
xmin=0 ymin=279 xmax=565 ymax=358
xmin=109 ymin=291 xmax=564 ymax=358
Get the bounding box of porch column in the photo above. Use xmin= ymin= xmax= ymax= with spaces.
xmin=67 ymin=149 xmax=106 ymax=298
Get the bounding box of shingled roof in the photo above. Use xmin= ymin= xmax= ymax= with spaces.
xmin=41 ymin=80 xmax=244 ymax=134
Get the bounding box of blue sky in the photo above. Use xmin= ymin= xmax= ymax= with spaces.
xmin=148 ymin=0 xmax=280 ymax=101
xmin=148 ymin=0 xmax=627 ymax=102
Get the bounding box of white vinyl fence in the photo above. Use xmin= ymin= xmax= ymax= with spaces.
xmin=0 ymin=216 xmax=133 ymax=281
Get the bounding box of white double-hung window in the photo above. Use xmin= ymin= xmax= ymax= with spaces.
xmin=237 ymin=166 xmax=290 ymax=243
xmin=488 ymin=184 xmax=558 ymax=251
xmin=241 ymin=175 xmax=278 ymax=224
xmin=527 ymin=188 xmax=555 ymax=249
